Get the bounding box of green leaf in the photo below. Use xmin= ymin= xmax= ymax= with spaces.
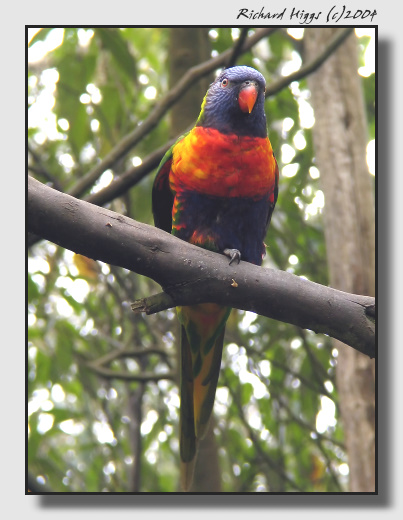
xmin=53 ymin=320 xmax=76 ymax=374
xmin=28 ymin=273 xmax=40 ymax=301
xmin=241 ymin=382 xmax=254 ymax=406
xmin=95 ymin=28 xmax=137 ymax=79
xmin=28 ymin=28 xmax=55 ymax=47
xmin=54 ymin=48 xmax=97 ymax=157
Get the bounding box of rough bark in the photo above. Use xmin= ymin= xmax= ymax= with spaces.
xmin=168 ymin=28 xmax=212 ymax=138
xmin=304 ymin=28 xmax=375 ymax=492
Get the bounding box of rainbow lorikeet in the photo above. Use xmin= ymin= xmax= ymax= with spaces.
xmin=152 ymin=66 xmax=279 ymax=489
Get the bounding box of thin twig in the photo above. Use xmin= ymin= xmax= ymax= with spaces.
xmin=274 ymin=392 xmax=345 ymax=450
xmin=226 ymin=28 xmax=250 ymax=68
xmin=131 ymin=293 xmax=175 ymax=316
xmin=28 ymin=143 xmax=63 ymax=191
xmin=244 ymin=351 xmax=345 ymax=449
xmin=316 ymin=438 xmax=344 ymax=491
xmin=86 ymin=362 xmax=176 ymax=382
xmin=223 ymin=372 xmax=304 ymax=491
xmin=265 ymin=27 xmax=354 ymax=98
xmin=243 ymin=343 xmax=336 ymax=405
xmin=92 ymin=346 xmax=173 ymax=367
xmin=86 ymin=138 xmax=177 ymax=207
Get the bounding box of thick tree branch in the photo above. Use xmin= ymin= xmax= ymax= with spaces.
xmin=28 ymin=176 xmax=375 ymax=358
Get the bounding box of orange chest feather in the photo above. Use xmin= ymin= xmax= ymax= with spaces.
xmin=169 ymin=127 xmax=277 ymax=198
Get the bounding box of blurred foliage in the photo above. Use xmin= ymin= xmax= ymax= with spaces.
xmin=27 ymin=27 xmax=375 ymax=492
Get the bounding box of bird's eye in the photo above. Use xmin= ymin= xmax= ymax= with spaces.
xmin=221 ymin=78 xmax=229 ymax=87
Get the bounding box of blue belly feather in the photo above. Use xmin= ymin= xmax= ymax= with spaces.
xmin=173 ymin=191 xmax=270 ymax=266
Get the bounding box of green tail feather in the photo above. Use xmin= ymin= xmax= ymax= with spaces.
xmin=194 ymin=327 xmax=226 ymax=439
xmin=180 ymin=326 xmax=197 ymax=490
xmin=178 ymin=304 xmax=231 ymax=490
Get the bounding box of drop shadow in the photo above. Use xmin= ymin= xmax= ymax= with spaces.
xmin=375 ymin=37 xmax=391 ymax=507
xmin=31 ymin=34 xmax=389 ymax=511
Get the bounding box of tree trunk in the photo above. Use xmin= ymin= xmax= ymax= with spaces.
xmin=304 ymin=28 xmax=375 ymax=492
xmin=168 ymin=28 xmax=222 ymax=492
xmin=168 ymin=28 xmax=211 ymax=138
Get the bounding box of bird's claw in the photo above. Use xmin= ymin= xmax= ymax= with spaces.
xmin=223 ymin=248 xmax=241 ymax=265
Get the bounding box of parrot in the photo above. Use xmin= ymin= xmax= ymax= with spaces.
xmin=152 ymin=65 xmax=279 ymax=490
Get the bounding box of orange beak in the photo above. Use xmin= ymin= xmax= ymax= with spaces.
xmin=238 ymin=84 xmax=258 ymax=114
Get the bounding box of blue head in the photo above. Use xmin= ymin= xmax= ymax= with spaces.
xmin=196 ymin=66 xmax=267 ymax=138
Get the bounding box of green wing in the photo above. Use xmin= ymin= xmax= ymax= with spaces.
xmin=152 ymin=134 xmax=188 ymax=233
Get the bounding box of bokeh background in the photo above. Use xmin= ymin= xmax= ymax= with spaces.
xmin=27 ymin=27 xmax=375 ymax=493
